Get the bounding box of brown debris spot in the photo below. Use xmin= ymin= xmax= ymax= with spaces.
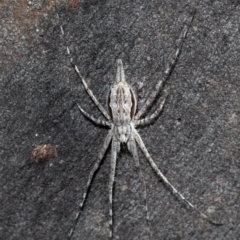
xmin=30 ymin=144 xmax=58 ymax=163
xmin=67 ymin=0 xmax=81 ymax=10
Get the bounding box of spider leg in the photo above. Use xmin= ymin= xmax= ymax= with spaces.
xmin=76 ymin=102 xmax=111 ymax=127
xmin=128 ymin=134 xmax=151 ymax=240
xmin=134 ymin=98 xmax=166 ymax=127
xmin=135 ymin=12 xmax=195 ymax=120
xmin=60 ymin=26 xmax=110 ymax=120
xmin=133 ymin=129 xmax=222 ymax=226
xmin=69 ymin=130 xmax=113 ymax=239
xmin=109 ymin=136 xmax=119 ymax=239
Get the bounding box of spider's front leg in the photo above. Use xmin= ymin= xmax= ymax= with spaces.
xmin=69 ymin=130 xmax=113 ymax=239
xmin=133 ymin=128 xmax=222 ymax=226
xmin=108 ymin=135 xmax=119 ymax=239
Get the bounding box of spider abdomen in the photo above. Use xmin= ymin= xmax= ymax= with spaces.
xmin=108 ymin=60 xmax=137 ymax=124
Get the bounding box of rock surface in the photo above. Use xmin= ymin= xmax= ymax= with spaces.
xmin=1 ymin=0 xmax=240 ymax=239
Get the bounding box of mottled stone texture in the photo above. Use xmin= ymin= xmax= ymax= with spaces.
xmin=1 ymin=0 xmax=240 ymax=239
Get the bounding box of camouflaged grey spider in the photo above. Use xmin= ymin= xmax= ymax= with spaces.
xmin=60 ymin=12 xmax=221 ymax=240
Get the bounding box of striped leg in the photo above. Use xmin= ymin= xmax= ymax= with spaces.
xmin=60 ymin=26 xmax=110 ymax=120
xmin=135 ymin=12 xmax=195 ymax=120
xmin=133 ymin=129 xmax=222 ymax=226
xmin=134 ymin=98 xmax=166 ymax=127
xmin=128 ymin=136 xmax=151 ymax=240
xmin=109 ymin=136 xmax=118 ymax=239
xmin=76 ymin=103 xmax=111 ymax=127
xmin=69 ymin=130 xmax=113 ymax=239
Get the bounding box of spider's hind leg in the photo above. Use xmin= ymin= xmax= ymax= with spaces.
xmin=60 ymin=25 xmax=110 ymax=120
xmin=76 ymin=102 xmax=111 ymax=127
xmin=135 ymin=11 xmax=196 ymax=120
xmin=134 ymin=97 xmax=166 ymax=127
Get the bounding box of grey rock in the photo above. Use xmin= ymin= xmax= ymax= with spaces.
xmin=1 ymin=0 xmax=240 ymax=240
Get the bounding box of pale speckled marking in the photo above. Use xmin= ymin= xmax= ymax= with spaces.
xmin=60 ymin=10 xmax=221 ymax=240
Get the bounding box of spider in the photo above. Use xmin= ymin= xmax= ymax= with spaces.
xmin=60 ymin=11 xmax=221 ymax=240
